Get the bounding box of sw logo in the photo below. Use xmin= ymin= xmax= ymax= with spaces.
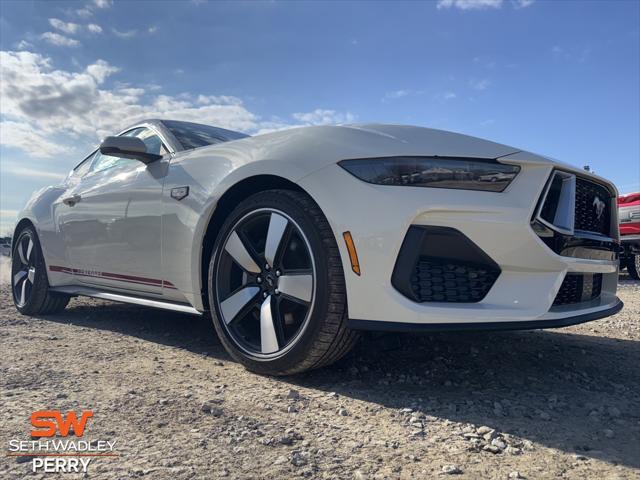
xmin=9 ymin=410 xmax=117 ymax=474
xmin=31 ymin=410 xmax=94 ymax=437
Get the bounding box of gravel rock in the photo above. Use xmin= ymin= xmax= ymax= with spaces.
xmin=441 ymin=464 xmax=463 ymax=475
xmin=0 ymin=281 xmax=638 ymax=479
xmin=287 ymin=389 xmax=300 ymax=400
xmin=291 ymin=451 xmax=309 ymax=467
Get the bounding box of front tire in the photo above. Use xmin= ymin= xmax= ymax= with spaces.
xmin=11 ymin=226 xmax=70 ymax=315
xmin=208 ymin=190 xmax=358 ymax=375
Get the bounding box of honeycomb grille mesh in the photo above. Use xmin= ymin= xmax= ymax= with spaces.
xmin=553 ymin=273 xmax=603 ymax=306
xmin=575 ymin=179 xmax=611 ymax=235
xmin=411 ymin=258 xmax=500 ymax=303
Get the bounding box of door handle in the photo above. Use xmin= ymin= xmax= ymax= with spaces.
xmin=62 ymin=194 xmax=81 ymax=206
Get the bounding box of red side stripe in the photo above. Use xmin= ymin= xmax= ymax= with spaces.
xmin=49 ymin=265 xmax=177 ymax=290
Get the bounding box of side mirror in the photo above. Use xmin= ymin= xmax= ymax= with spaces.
xmin=99 ymin=136 xmax=162 ymax=164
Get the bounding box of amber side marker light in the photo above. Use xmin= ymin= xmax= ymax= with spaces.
xmin=342 ymin=231 xmax=361 ymax=276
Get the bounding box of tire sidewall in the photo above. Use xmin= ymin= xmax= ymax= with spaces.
xmin=208 ymin=191 xmax=336 ymax=374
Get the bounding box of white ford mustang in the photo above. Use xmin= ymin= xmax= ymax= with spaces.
xmin=11 ymin=120 xmax=622 ymax=374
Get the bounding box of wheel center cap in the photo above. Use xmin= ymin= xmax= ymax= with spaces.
xmin=265 ymin=274 xmax=276 ymax=288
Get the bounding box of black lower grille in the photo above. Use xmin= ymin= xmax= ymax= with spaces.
xmin=575 ymin=178 xmax=611 ymax=235
xmin=553 ymin=273 xmax=602 ymax=306
xmin=411 ymin=259 xmax=500 ymax=302
xmin=392 ymin=226 xmax=501 ymax=303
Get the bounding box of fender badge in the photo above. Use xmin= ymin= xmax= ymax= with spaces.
xmin=171 ymin=186 xmax=189 ymax=201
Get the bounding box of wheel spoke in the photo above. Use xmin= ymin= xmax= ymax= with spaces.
xmin=19 ymin=278 xmax=27 ymax=306
xmin=13 ymin=270 xmax=27 ymax=286
xmin=27 ymin=267 xmax=36 ymax=283
xmin=264 ymin=213 xmax=289 ymax=267
xmin=225 ymin=231 xmax=261 ymax=273
xmin=278 ymin=274 xmax=313 ymax=303
xmin=220 ymin=286 xmax=260 ymax=324
xmin=26 ymin=238 xmax=33 ymax=263
xmin=260 ymin=295 xmax=279 ymax=354
xmin=18 ymin=239 xmax=28 ymax=265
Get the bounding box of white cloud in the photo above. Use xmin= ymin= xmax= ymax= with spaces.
xmin=1 ymin=163 xmax=67 ymax=180
xmin=469 ymin=78 xmax=491 ymax=90
xmin=196 ymin=95 xmax=243 ymax=106
xmin=292 ymin=109 xmax=355 ymax=125
xmin=0 ymin=121 xmax=68 ymax=158
xmin=40 ymin=32 xmax=80 ymax=47
xmin=0 ymin=51 xmax=356 ymax=160
xmin=443 ymin=91 xmax=457 ymax=100
xmin=148 ymin=26 xmax=158 ymax=34
xmin=382 ymin=89 xmax=428 ymax=102
xmin=49 ymin=18 xmax=81 ymax=35
xmin=437 ymin=0 xmax=503 ymax=10
xmin=93 ymin=0 xmax=113 ymax=8
xmin=16 ymin=40 xmax=33 ymax=50
xmin=512 ymin=0 xmax=535 ymax=7
xmin=76 ymin=7 xmax=93 ymax=18
xmin=86 ymin=59 xmax=120 ymax=83
xmin=0 ymin=209 xmax=19 ymax=218
xmin=384 ymin=90 xmax=410 ymax=100
xmin=87 ymin=24 xmax=103 ymax=34
xmin=112 ymin=28 xmax=137 ymax=39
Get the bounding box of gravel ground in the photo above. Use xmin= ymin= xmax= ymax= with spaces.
xmin=1 ymin=277 xmax=639 ymax=479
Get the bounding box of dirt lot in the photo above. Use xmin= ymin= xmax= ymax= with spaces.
xmin=1 ymin=276 xmax=639 ymax=479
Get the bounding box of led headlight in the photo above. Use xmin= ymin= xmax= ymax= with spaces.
xmin=338 ymin=156 xmax=520 ymax=192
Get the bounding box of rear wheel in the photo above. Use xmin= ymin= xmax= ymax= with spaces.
xmin=208 ymin=190 xmax=358 ymax=375
xmin=11 ymin=226 xmax=70 ymax=315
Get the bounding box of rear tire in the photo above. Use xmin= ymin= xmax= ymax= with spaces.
xmin=11 ymin=226 xmax=70 ymax=315
xmin=627 ymin=254 xmax=640 ymax=280
xmin=208 ymin=189 xmax=359 ymax=375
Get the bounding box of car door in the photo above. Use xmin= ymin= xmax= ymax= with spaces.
xmin=57 ymin=127 xmax=171 ymax=295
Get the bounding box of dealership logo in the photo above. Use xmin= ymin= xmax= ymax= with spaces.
xmin=31 ymin=410 xmax=93 ymax=437
xmin=7 ymin=410 xmax=118 ymax=474
xmin=593 ymin=196 xmax=606 ymax=220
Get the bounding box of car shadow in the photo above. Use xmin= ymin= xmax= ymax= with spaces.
xmin=40 ymin=295 xmax=640 ymax=469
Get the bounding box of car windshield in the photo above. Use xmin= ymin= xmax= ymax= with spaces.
xmin=162 ymin=120 xmax=249 ymax=151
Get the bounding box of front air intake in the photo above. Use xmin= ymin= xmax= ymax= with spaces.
xmin=553 ymin=273 xmax=603 ymax=306
xmin=392 ymin=226 xmax=501 ymax=303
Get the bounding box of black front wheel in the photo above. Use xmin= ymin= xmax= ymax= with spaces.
xmin=11 ymin=226 xmax=70 ymax=315
xmin=208 ymin=190 xmax=358 ymax=375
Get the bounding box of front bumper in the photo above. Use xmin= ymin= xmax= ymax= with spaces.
xmin=299 ymin=153 xmax=621 ymax=328
xmin=348 ymin=299 xmax=623 ymax=332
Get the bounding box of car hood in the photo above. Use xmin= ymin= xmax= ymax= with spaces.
xmin=182 ymin=123 xmax=613 ymax=189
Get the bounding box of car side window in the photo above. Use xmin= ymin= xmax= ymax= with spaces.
xmin=88 ymin=127 xmax=168 ymax=174
xmin=72 ymin=152 xmax=96 ymax=177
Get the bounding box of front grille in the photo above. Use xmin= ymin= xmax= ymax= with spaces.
xmin=553 ymin=273 xmax=602 ymax=306
xmin=575 ymin=178 xmax=611 ymax=235
xmin=411 ymin=258 xmax=500 ymax=303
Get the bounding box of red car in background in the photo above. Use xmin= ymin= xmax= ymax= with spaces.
xmin=619 ymin=192 xmax=640 ymax=279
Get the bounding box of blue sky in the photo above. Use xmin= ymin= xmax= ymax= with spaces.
xmin=0 ymin=0 xmax=639 ymax=235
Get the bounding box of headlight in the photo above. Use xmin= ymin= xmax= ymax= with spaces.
xmin=338 ymin=156 xmax=520 ymax=192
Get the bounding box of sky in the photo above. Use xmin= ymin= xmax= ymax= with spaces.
xmin=0 ymin=0 xmax=639 ymax=235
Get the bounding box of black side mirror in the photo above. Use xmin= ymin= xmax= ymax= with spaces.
xmin=99 ymin=136 xmax=162 ymax=164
